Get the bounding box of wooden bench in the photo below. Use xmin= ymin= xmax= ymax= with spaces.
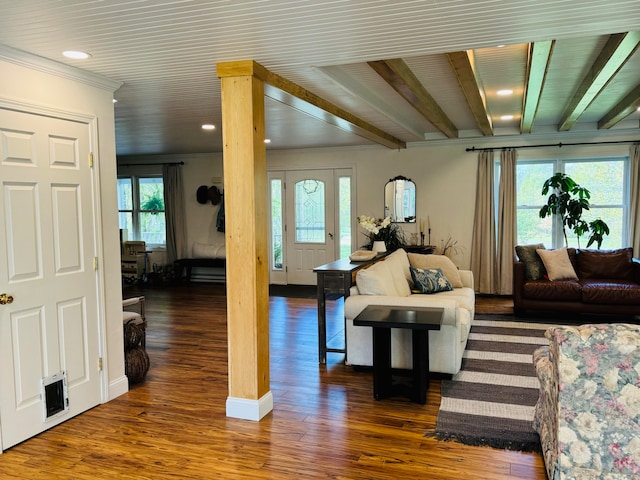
xmin=175 ymin=258 xmax=226 ymax=282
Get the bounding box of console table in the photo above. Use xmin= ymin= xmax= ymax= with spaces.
xmin=403 ymin=244 xmax=436 ymax=255
xmin=353 ymin=305 xmax=443 ymax=404
xmin=313 ymin=255 xmax=384 ymax=364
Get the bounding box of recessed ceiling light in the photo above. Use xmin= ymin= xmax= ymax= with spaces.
xmin=497 ymin=44 xmax=506 ymax=48
xmin=62 ymin=50 xmax=91 ymax=60
xmin=264 ymin=139 xmax=271 ymax=144
xmin=637 ymin=106 xmax=640 ymax=112
xmin=113 ymin=99 xmax=118 ymax=103
xmin=500 ymin=115 xmax=514 ymax=121
xmin=201 ymin=124 xmax=216 ymax=130
xmin=497 ymin=89 xmax=513 ymax=96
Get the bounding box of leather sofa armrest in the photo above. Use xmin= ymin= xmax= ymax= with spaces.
xmin=633 ymin=258 xmax=640 ymax=283
xmin=513 ymin=261 xmax=526 ymax=310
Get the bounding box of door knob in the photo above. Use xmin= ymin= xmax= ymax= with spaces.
xmin=328 ymin=233 xmax=334 ymax=239
xmin=0 ymin=293 xmax=14 ymax=305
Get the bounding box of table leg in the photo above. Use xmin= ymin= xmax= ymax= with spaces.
xmin=317 ymin=275 xmax=327 ymax=364
xmin=372 ymin=327 xmax=392 ymax=400
xmin=412 ymin=330 xmax=429 ymax=404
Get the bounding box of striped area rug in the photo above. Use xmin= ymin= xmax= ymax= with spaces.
xmin=429 ymin=315 xmax=558 ymax=452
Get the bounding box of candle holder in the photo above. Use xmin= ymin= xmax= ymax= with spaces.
xmin=420 ymin=232 xmax=425 ymax=246
xmin=428 ymin=228 xmax=431 ymax=246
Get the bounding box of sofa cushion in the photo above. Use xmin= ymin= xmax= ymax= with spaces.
xmin=522 ymin=279 xmax=582 ymax=301
xmin=430 ymin=288 xmax=476 ymax=313
xmin=356 ymin=253 xmax=411 ymax=297
xmin=537 ymin=248 xmax=578 ymax=281
xmin=581 ymin=280 xmax=640 ymax=305
xmin=410 ymin=267 xmax=453 ymax=294
xmin=407 ymin=253 xmax=463 ymax=288
xmin=515 ymin=243 xmax=546 ymax=280
xmin=576 ymin=247 xmax=634 ymax=281
xmin=356 ymin=261 xmax=398 ymax=296
xmin=384 ymin=248 xmax=412 ymax=295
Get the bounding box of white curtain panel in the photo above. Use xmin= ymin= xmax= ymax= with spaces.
xmin=470 ymin=150 xmax=497 ymax=294
xmin=497 ymin=149 xmax=517 ymax=295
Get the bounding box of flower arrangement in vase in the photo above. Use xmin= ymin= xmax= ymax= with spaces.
xmin=357 ymin=215 xmax=405 ymax=253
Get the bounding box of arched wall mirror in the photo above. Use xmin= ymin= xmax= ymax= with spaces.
xmin=384 ymin=175 xmax=416 ymax=223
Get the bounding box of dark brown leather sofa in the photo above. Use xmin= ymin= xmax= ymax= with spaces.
xmin=513 ymin=247 xmax=640 ymax=316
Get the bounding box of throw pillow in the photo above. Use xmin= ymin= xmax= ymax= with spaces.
xmin=576 ymin=247 xmax=634 ymax=280
xmin=356 ymin=261 xmax=398 ymax=296
xmin=536 ymin=248 xmax=578 ymax=281
xmin=410 ymin=267 xmax=453 ymax=294
xmin=407 ymin=253 xmax=463 ymax=288
xmin=515 ymin=243 xmax=546 ymax=280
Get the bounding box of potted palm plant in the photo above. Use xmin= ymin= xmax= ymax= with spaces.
xmin=539 ymin=172 xmax=610 ymax=248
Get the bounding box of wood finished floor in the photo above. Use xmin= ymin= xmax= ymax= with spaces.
xmin=0 ymin=285 xmax=546 ymax=479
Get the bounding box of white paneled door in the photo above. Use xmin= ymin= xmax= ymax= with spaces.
xmin=285 ymin=170 xmax=335 ymax=285
xmin=0 ymin=107 xmax=102 ymax=450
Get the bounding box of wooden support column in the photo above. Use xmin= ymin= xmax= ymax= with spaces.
xmin=217 ymin=60 xmax=271 ymax=421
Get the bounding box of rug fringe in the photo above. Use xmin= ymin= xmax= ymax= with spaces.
xmin=425 ymin=431 xmax=542 ymax=453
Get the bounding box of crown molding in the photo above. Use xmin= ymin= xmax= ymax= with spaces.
xmin=0 ymin=44 xmax=122 ymax=92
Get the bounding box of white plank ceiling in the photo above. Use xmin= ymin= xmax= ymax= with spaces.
xmin=1 ymin=0 xmax=639 ymax=155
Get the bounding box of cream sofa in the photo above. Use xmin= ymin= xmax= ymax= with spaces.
xmin=344 ymin=249 xmax=475 ymax=375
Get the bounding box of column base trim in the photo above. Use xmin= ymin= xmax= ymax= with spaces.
xmin=226 ymin=391 xmax=273 ymax=421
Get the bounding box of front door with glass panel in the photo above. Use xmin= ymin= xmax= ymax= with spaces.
xmin=285 ymin=170 xmax=335 ymax=285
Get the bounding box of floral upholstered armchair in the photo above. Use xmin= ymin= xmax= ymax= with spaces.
xmin=533 ymin=324 xmax=640 ymax=479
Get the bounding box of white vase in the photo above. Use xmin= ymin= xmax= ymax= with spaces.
xmin=372 ymin=241 xmax=387 ymax=253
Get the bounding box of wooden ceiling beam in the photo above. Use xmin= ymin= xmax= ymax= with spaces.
xmin=559 ymin=32 xmax=640 ymax=131
xmin=218 ymin=60 xmax=406 ymax=150
xmin=598 ymin=82 xmax=640 ymax=129
xmin=521 ymin=40 xmax=554 ymax=134
xmin=446 ymin=51 xmax=493 ymax=136
xmin=367 ymin=58 xmax=458 ymax=138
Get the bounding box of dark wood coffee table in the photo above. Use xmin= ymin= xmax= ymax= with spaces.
xmin=353 ymin=305 xmax=443 ymax=404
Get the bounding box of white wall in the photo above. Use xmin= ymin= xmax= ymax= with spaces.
xmin=0 ymin=47 xmax=125 ymax=399
xmin=120 ymin=126 xmax=639 ymax=272
xmin=182 ymin=153 xmax=225 ymax=248
xmin=266 ymin=143 xmax=477 ymax=267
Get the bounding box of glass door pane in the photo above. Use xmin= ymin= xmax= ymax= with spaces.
xmin=294 ymin=179 xmax=325 ymax=243
xmin=338 ymin=176 xmax=352 ymax=258
xmin=271 ymin=178 xmax=283 ymax=270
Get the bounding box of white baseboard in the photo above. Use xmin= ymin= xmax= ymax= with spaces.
xmin=108 ymin=375 xmax=129 ymax=401
xmin=226 ymin=391 xmax=273 ymax=421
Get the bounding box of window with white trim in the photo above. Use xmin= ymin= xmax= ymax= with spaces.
xmin=516 ymin=157 xmax=628 ymax=249
xmin=117 ymin=175 xmax=166 ymax=246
